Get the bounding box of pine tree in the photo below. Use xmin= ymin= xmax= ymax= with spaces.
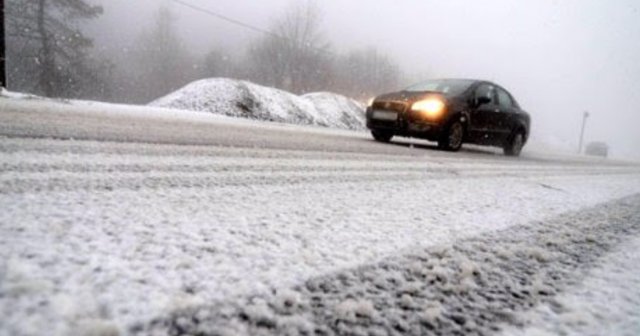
xmin=6 ymin=0 xmax=104 ymax=98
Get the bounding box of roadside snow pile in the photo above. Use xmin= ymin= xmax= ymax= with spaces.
xmin=0 ymin=88 xmax=57 ymax=101
xmin=150 ymin=78 xmax=365 ymax=130
xmin=301 ymin=92 xmax=366 ymax=130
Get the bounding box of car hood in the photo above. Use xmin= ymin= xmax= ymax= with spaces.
xmin=375 ymin=91 xmax=446 ymax=103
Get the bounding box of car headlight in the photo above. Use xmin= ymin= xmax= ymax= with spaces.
xmin=411 ymin=98 xmax=445 ymax=118
xmin=367 ymin=97 xmax=375 ymax=107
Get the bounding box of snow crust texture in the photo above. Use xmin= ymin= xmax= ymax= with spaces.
xmin=136 ymin=195 xmax=640 ymax=336
xmin=1 ymin=136 xmax=640 ymax=336
xmin=2 ymin=96 xmax=640 ymax=336
xmin=505 ymin=236 xmax=640 ymax=336
xmin=150 ymin=78 xmax=365 ymax=130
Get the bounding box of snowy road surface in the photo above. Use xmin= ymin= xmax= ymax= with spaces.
xmin=1 ymin=98 xmax=640 ymax=335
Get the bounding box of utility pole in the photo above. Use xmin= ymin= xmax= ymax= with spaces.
xmin=0 ymin=0 xmax=5 ymax=89
xmin=578 ymin=111 xmax=589 ymax=154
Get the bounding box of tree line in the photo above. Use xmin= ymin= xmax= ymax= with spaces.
xmin=6 ymin=0 xmax=405 ymax=103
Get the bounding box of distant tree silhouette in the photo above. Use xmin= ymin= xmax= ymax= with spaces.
xmin=246 ymin=1 xmax=332 ymax=94
xmin=129 ymin=6 xmax=195 ymax=103
xmin=333 ymin=47 xmax=402 ymax=100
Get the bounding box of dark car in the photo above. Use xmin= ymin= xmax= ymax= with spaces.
xmin=366 ymin=79 xmax=531 ymax=156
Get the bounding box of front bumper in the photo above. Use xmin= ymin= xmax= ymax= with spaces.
xmin=366 ymin=107 xmax=444 ymax=140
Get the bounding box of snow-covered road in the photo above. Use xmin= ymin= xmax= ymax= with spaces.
xmin=1 ymin=98 xmax=640 ymax=335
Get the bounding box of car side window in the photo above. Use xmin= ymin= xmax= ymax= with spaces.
xmin=497 ymin=88 xmax=514 ymax=109
xmin=474 ymin=84 xmax=496 ymax=104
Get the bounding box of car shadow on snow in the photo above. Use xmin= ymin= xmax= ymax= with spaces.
xmin=374 ymin=137 xmax=505 ymax=158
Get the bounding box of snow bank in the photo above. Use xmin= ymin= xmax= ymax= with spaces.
xmin=150 ymin=78 xmax=365 ymax=130
xmin=0 ymin=88 xmax=41 ymax=100
xmin=301 ymin=92 xmax=366 ymax=131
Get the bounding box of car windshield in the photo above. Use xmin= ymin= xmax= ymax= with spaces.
xmin=403 ymin=79 xmax=475 ymax=96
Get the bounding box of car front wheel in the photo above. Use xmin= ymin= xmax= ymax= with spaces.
xmin=504 ymin=131 xmax=525 ymax=156
xmin=438 ymin=121 xmax=464 ymax=151
xmin=371 ymin=130 xmax=393 ymax=143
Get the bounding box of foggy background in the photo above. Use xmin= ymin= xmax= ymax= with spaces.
xmin=6 ymin=0 xmax=640 ymax=159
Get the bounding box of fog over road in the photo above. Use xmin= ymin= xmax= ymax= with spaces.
xmin=2 ymin=98 xmax=640 ymax=335
xmin=0 ymin=97 xmax=634 ymax=164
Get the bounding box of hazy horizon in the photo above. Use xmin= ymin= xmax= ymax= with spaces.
xmin=72 ymin=0 xmax=640 ymax=159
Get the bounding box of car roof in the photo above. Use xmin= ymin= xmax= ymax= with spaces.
xmin=429 ymin=78 xmax=499 ymax=90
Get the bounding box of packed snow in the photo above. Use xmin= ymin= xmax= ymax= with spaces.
xmin=150 ymin=78 xmax=366 ymax=130
xmin=1 ymin=95 xmax=640 ymax=335
xmin=1 ymin=136 xmax=640 ymax=335
xmin=137 ymin=195 xmax=640 ymax=335
xmin=504 ymin=236 xmax=640 ymax=336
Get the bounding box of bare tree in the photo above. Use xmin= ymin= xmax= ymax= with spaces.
xmin=247 ymin=1 xmax=332 ymax=94
xmin=5 ymin=0 xmax=105 ymax=98
xmin=333 ymin=47 xmax=402 ymax=99
xmin=201 ymin=49 xmax=241 ymax=79
xmin=126 ymin=6 xmax=195 ymax=103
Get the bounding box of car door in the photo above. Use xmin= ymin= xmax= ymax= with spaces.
xmin=468 ymin=83 xmax=500 ymax=144
xmin=494 ymin=87 xmax=517 ymax=142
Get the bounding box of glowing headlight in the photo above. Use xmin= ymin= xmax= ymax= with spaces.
xmin=411 ymin=98 xmax=445 ymax=118
xmin=367 ymin=97 xmax=375 ymax=107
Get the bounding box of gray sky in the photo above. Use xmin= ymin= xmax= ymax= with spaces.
xmin=88 ymin=0 xmax=640 ymax=159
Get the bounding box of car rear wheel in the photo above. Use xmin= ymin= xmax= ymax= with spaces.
xmin=438 ymin=121 xmax=464 ymax=151
xmin=504 ymin=131 xmax=525 ymax=156
xmin=371 ymin=130 xmax=393 ymax=143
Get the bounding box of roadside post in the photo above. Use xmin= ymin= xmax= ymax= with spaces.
xmin=578 ymin=111 xmax=589 ymax=154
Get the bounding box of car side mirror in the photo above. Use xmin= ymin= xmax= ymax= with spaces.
xmin=476 ymin=96 xmax=491 ymax=106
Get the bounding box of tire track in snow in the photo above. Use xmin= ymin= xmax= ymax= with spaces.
xmin=2 ymin=168 xmax=639 ymax=194
xmin=2 ymin=138 xmax=640 ymax=335
xmin=135 ymin=195 xmax=640 ymax=336
xmin=502 ymin=236 xmax=640 ymax=336
xmin=2 ymin=159 xmax=636 ymax=175
xmin=2 ymin=138 xmax=639 ymax=194
xmin=1 ymin=137 xmax=632 ymax=168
